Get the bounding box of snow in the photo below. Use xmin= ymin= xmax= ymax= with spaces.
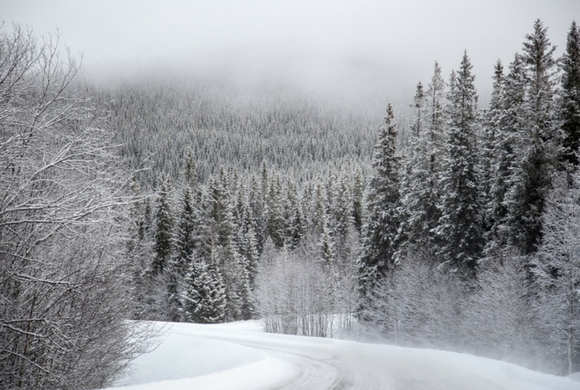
xmin=105 ymin=320 xmax=580 ymax=390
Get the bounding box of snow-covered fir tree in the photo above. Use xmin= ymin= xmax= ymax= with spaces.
xmin=560 ymin=21 xmax=580 ymax=166
xmin=489 ymin=54 xmax=528 ymax=252
xmin=402 ymin=81 xmax=442 ymax=255
xmin=182 ymin=255 xmax=227 ymax=323
xmin=435 ymin=52 xmax=484 ymax=277
xmin=358 ymin=104 xmax=403 ymax=299
xmin=152 ymin=175 xmax=174 ymax=275
xmin=508 ymin=19 xmax=561 ymax=255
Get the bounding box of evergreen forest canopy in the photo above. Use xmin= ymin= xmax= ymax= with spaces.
xmin=2 ymin=18 xmax=580 ymax=389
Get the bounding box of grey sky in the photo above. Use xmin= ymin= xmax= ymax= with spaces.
xmin=2 ymin=0 xmax=578 ymax=103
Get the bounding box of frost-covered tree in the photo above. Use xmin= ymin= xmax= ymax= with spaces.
xmin=426 ymin=62 xmax=448 ymax=174
xmin=480 ymin=60 xmax=504 ymax=236
xmin=358 ymin=104 xmax=403 ymax=299
xmin=182 ymin=256 xmax=226 ymax=323
xmin=534 ymin=171 xmax=580 ymax=375
xmin=0 ymin=25 xmax=147 ymax=389
xmin=361 ymin=253 xmax=465 ymax=349
xmin=173 ymin=185 xmax=197 ymax=273
xmin=402 ymin=82 xmax=442 ymax=254
xmin=436 ymin=52 xmax=484 ymax=277
xmin=266 ymin=173 xmax=286 ymax=248
xmin=151 ymin=175 xmax=174 ymax=275
xmin=286 ymin=189 xmax=305 ymax=250
xmin=488 ymin=54 xmax=527 ymax=252
xmin=560 ymin=21 xmax=580 ymax=166
xmin=507 ymin=19 xmax=561 ymax=255
xmin=465 ymin=250 xmax=540 ymax=366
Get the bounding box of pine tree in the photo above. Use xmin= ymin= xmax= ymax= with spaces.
xmin=329 ymin=175 xmax=353 ymax=256
xmin=351 ymin=169 xmax=365 ymax=234
xmin=266 ymin=173 xmax=286 ymax=248
xmin=286 ymin=182 xmax=305 ymax=250
xmin=402 ymin=82 xmax=441 ymax=253
xmin=506 ymin=19 xmax=561 ymax=255
xmin=182 ymin=256 xmax=226 ymax=324
xmin=426 ymin=61 xmax=447 ymax=174
xmin=358 ymin=104 xmax=403 ymax=298
xmin=436 ymin=52 xmax=483 ymax=277
xmin=309 ymin=178 xmax=328 ymax=235
xmin=480 ymin=60 xmax=504 ymax=237
xmin=173 ymin=186 xmax=197 ymax=273
xmin=489 ymin=54 xmax=528 ymax=251
xmin=320 ymin=213 xmax=337 ymax=268
xmin=560 ymin=21 xmax=580 ymax=165
xmin=151 ymin=175 xmax=173 ymax=275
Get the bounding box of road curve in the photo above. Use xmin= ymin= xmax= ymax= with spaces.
xmin=190 ymin=323 xmax=576 ymax=390
xmin=108 ymin=321 xmax=579 ymax=390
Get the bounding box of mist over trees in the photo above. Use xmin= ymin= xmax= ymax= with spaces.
xmin=2 ymin=17 xmax=580 ymax=389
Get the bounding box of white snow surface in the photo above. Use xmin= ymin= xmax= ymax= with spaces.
xmin=105 ymin=320 xmax=580 ymax=390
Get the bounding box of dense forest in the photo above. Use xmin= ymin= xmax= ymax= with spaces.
xmin=1 ymin=18 xmax=580 ymax=389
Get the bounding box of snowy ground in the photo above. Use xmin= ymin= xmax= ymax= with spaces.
xmin=105 ymin=321 xmax=580 ymax=390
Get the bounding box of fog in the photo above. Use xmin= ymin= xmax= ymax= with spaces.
xmin=2 ymin=0 xmax=578 ymax=104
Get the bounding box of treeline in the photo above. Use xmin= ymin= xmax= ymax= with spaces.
xmin=128 ymin=19 xmax=580 ymax=376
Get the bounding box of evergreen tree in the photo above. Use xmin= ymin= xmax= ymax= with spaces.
xmin=286 ymin=182 xmax=305 ymax=250
xmin=506 ymin=19 xmax=561 ymax=255
xmin=351 ymin=169 xmax=365 ymax=233
xmin=489 ymin=54 xmax=528 ymax=251
xmin=182 ymin=256 xmax=227 ymax=323
xmin=436 ymin=52 xmax=483 ymax=277
xmin=426 ymin=61 xmax=448 ymax=174
xmin=480 ymin=60 xmax=504 ymax=237
xmin=329 ymin=175 xmax=353 ymax=256
xmin=173 ymin=185 xmax=197 ymax=273
xmin=151 ymin=175 xmax=173 ymax=275
xmin=320 ymin=212 xmax=337 ymax=268
xmin=560 ymin=21 xmax=580 ymax=165
xmin=243 ymin=224 xmax=260 ymax=290
xmin=402 ymin=82 xmax=441 ymax=253
xmin=358 ymin=104 xmax=403 ymax=298
xmin=266 ymin=173 xmax=286 ymax=247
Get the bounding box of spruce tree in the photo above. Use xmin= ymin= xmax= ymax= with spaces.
xmin=358 ymin=104 xmax=403 ymax=298
xmin=266 ymin=173 xmax=286 ymax=247
xmin=151 ymin=175 xmax=174 ymax=275
xmin=351 ymin=169 xmax=365 ymax=234
xmin=436 ymin=52 xmax=483 ymax=277
xmin=402 ymin=82 xmax=441 ymax=253
xmin=490 ymin=54 xmax=528 ymax=251
xmin=182 ymin=256 xmax=227 ymax=324
xmin=426 ymin=61 xmax=447 ymax=175
xmin=173 ymin=185 xmax=197 ymax=273
xmin=286 ymin=182 xmax=305 ymax=250
xmin=506 ymin=19 xmax=561 ymax=255
xmin=561 ymin=21 xmax=580 ymax=165
xmin=480 ymin=60 xmax=504 ymax=238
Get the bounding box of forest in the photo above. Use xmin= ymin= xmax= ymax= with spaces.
xmin=1 ymin=18 xmax=580 ymax=389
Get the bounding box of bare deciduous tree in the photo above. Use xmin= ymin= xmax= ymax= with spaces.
xmin=0 ymin=25 xmax=148 ymax=389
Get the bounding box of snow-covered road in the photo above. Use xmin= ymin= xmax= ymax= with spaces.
xmin=106 ymin=321 xmax=579 ymax=390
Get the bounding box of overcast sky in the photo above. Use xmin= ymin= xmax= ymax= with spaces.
xmin=2 ymin=0 xmax=578 ymax=103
